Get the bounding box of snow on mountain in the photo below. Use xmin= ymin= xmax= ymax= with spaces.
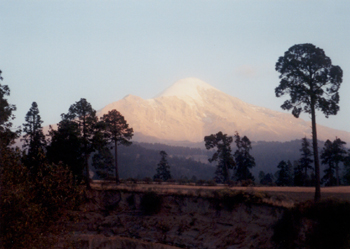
xmin=154 ymin=77 xmax=218 ymax=102
xmin=97 ymin=78 xmax=350 ymax=144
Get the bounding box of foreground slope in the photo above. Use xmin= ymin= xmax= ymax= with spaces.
xmin=97 ymin=78 xmax=350 ymax=144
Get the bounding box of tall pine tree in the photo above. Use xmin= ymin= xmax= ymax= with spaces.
xmin=153 ymin=150 xmax=172 ymax=181
xmin=343 ymin=150 xmax=350 ymax=184
xmin=293 ymin=161 xmax=304 ymax=186
xmin=298 ymin=137 xmax=314 ymax=186
xmin=233 ymin=132 xmax=255 ymax=182
xmin=62 ymin=98 xmax=99 ymax=189
xmin=321 ymin=138 xmax=347 ymax=186
xmin=22 ymin=102 xmax=46 ymax=174
xmin=275 ymin=44 xmax=343 ymax=200
xmin=92 ymin=147 xmax=114 ymax=179
xmin=332 ymin=138 xmax=347 ymax=186
xmin=100 ymin=109 xmax=133 ymax=184
xmin=47 ymin=119 xmax=85 ymax=183
xmin=204 ymin=131 xmax=235 ymax=183
xmin=0 ymin=70 xmax=19 ymax=148
xmin=276 ymin=160 xmax=292 ymax=186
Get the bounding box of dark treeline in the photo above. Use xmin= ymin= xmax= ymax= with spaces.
xmin=128 ymin=139 xmax=350 ymax=186
xmin=135 ymin=139 xmax=307 ymax=181
xmin=93 ymin=142 xmax=215 ymax=181
xmin=0 ymin=71 xmax=83 ymax=248
xmin=137 ymin=142 xmax=212 ymax=157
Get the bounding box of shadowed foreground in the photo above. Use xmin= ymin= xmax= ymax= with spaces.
xmin=55 ymin=183 xmax=350 ymax=248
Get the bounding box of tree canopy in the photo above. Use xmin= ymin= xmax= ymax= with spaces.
xmin=21 ymin=102 xmax=46 ymax=173
xmin=275 ymin=43 xmax=343 ymax=200
xmin=0 ymin=70 xmax=18 ymax=147
xmin=153 ymin=150 xmax=172 ymax=181
xmin=321 ymin=137 xmax=347 ymax=186
xmin=275 ymin=160 xmax=292 ymax=186
xmin=275 ymin=43 xmax=343 ymax=119
xmin=0 ymin=146 xmax=82 ymax=248
xmin=298 ymin=137 xmax=314 ymax=186
xmin=101 ymin=109 xmax=133 ymax=183
xmin=204 ymin=131 xmax=235 ymax=183
xmin=61 ymin=98 xmax=100 ymax=188
xmin=233 ymin=132 xmax=255 ymax=182
xmin=47 ymin=119 xmax=85 ymax=183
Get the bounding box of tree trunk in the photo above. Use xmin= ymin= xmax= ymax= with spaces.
xmin=304 ymin=167 xmax=308 ymax=186
xmin=83 ymin=115 xmax=91 ymax=189
xmin=311 ymin=104 xmax=321 ymax=201
xmin=335 ymin=162 xmax=340 ymax=186
xmin=85 ymin=153 xmax=91 ymax=190
xmin=226 ymin=163 xmax=230 ymax=183
xmin=114 ymin=140 xmax=119 ymax=184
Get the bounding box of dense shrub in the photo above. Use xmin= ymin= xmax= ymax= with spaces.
xmin=196 ymin=179 xmax=206 ymax=186
xmin=305 ymin=199 xmax=350 ymax=249
xmin=240 ymin=179 xmax=255 ymax=187
xmin=126 ymin=194 xmax=135 ymax=207
xmin=178 ymin=178 xmax=189 ymax=185
xmin=206 ymin=179 xmax=217 ymax=186
xmin=167 ymin=178 xmax=176 ymax=183
xmin=0 ymin=148 xmax=82 ymax=249
xmin=212 ymin=189 xmax=266 ymax=211
xmin=226 ymin=179 xmax=236 ymax=187
xmin=273 ymin=199 xmax=350 ymax=249
xmin=126 ymin=177 xmax=137 ymax=184
xmin=143 ymin=177 xmax=152 ymax=184
xmin=140 ymin=191 xmax=163 ymax=215
xmin=272 ymin=209 xmax=301 ymax=249
xmin=153 ymin=178 xmax=162 ymax=184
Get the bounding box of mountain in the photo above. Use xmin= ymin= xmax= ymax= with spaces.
xmin=97 ymin=77 xmax=350 ymax=145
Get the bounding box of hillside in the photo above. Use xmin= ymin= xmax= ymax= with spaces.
xmin=97 ymin=78 xmax=350 ymax=145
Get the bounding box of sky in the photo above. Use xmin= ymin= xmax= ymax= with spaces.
xmin=1 ymin=0 xmax=350 ymax=134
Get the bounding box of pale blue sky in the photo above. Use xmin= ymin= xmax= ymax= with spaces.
xmin=1 ymin=0 xmax=349 ymax=134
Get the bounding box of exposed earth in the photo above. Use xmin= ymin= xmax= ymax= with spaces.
xmin=56 ymin=183 xmax=350 ymax=249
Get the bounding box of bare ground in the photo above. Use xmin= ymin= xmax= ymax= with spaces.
xmin=57 ymin=182 xmax=350 ymax=248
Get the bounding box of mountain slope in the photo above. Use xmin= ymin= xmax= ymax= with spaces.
xmin=97 ymin=78 xmax=350 ymax=144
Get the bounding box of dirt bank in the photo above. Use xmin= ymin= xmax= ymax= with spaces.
xmin=59 ymin=189 xmax=285 ymax=249
xmin=58 ymin=185 xmax=350 ymax=248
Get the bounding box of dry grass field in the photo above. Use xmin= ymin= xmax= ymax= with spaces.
xmin=91 ymin=180 xmax=350 ymax=205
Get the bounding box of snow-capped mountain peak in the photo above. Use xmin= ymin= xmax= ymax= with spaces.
xmin=98 ymin=78 xmax=350 ymax=144
xmin=154 ymin=77 xmax=218 ymax=102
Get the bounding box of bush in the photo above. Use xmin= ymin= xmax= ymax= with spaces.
xmin=178 ymin=178 xmax=189 ymax=185
xmin=212 ymin=189 xmax=266 ymax=211
xmin=126 ymin=177 xmax=137 ymax=184
xmin=167 ymin=178 xmax=176 ymax=183
xmin=226 ymin=179 xmax=236 ymax=187
xmin=196 ymin=179 xmax=206 ymax=186
xmin=0 ymin=148 xmax=82 ymax=249
xmin=272 ymin=208 xmax=301 ymax=249
xmin=140 ymin=191 xmax=163 ymax=215
xmin=153 ymin=178 xmax=162 ymax=184
xmin=273 ymin=199 xmax=350 ymax=249
xmin=241 ymin=179 xmax=255 ymax=187
xmin=206 ymin=179 xmax=217 ymax=186
xmin=126 ymin=194 xmax=135 ymax=207
xmin=143 ymin=177 xmax=152 ymax=184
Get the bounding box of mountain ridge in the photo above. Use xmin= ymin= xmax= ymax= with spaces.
xmin=97 ymin=78 xmax=350 ymax=145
